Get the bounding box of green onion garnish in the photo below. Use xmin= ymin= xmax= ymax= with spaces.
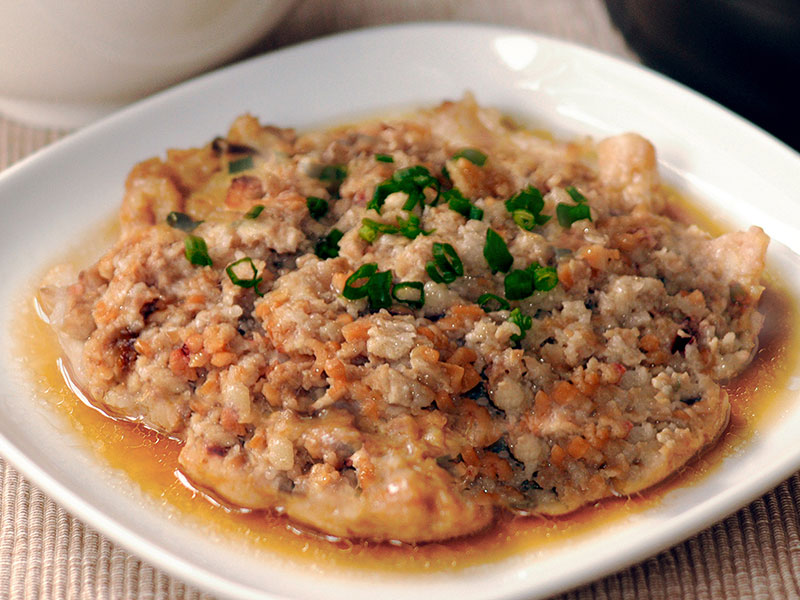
xmin=392 ymin=281 xmax=425 ymax=309
xmin=184 ymin=235 xmax=212 ymax=266
xmin=359 ymin=215 xmax=433 ymax=243
xmin=314 ymin=229 xmax=344 ymax=259
xmin=228 ymin=156 xmax=254 ymax=174
xmin=367 ymin=270 xmax=393 ymax=310
xmin=484 ymin=229 xmax=513 ymax=274
xmin=166 ymin=211 xmax=203 ymax=232
xmin=244 ymin=205 xmax=264 ymax=219
xmin=557 ymin=186 xmax=592 ymax=227
xmin=426 ymin=242 xmax=463 ymax=284
xmin=444 ymin=188 xmax=483 ymax=221
xmin=375 ymin=154 xmax=394 ymax=163
xmin=342 ymin=263 xmax=392 ymax=310
xmin=505 ymin=186 xmax=550 ymax=230
xmin=477 ymin=293 xmax=510 ymax=312
xmin=317 ymin=165 xmax=347 ymax=198
xmin=532 ymin=265 xmax=558 ymax=291
xmin=504 ymin=263 xmax=559 ymax=300
xmin=565 ymin=186 xmax=588 ymax=204
xmin=508 ymin=308 xmax=532 ymax=346
xmin=306 ymin=196 xmax=329 ymax=220
xmin=368 ymin=165 xmax=440 ymax=213
xmin=396 ymin=214 xmax=434 ymax=239
xmin=452 ymin=148 xmax=487 ymax=167
xmin=504 ymin=269 xmax=534 ymax=300
xmin=318 ymin=164 xmax=347 ymax=182
xmin=359 ymin=218 xmax=398 ymax=242
xmin=225 ymin=257 xmax=264 ymax=296
xmin=342 ymin=263 xmax=377 ymax=300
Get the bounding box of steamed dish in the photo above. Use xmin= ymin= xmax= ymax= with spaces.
xmin=39 ymin=96 xmax=768 ymax=543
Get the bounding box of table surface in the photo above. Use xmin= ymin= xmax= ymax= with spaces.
xmin=2 ymin=1 xmax=799 ymax=599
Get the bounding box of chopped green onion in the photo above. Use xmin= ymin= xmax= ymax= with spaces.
xmin=505 ymin=186 xmax=550 ymax=230
xmin=557 ymin=186 xmax=592 ymax=227
xmin=244 ymin=205 xmax=265 ymax=219
xmin=314 ymin=228 xmax=344 ymax=259
xmin=306 ymin=196 xmax=329 ymax=220
xmin=565 ymin=186 xmax=588 ymax=204
xmin=396 ymin=214 xmax=434 ymax=239
xmin=505 ymin=263 xmax=559 ymax=300
xmin=317 ymin=165 xmax=347 ymax=198
xmin=444 ymin=188 xmax=484 ymax=221
xmin=368 ymin=165 xmax=440 ymax=213
xmin=477 ymin=293 xmax=510 ymax=312
xmin=508 ymin=308 xmax=532 ymax=346
xmin=441 ymin=164 xmax=451 ymax=183
xmin=318 ymin=164 xmax=347 ymax=182
xmin=359 ymin=218 xmax=398 ymax=242
xmin=342 ymin=263 xmax=377 ymax=299
xmin=426 ymin=242 xmax=463 ymax=284
xmin=392 ymin=281 xmax=425 ymax=309
xmin=375 ymin=153 xmax=394 ymax=163
xmin=556 ymin=202 xmax=592 ymax=227
xmin=367 ymin=270 xmax=393 ymax=310
xmin=166 ymin=211 xmax=203 ymax=232
xmin=342 ymin=263 xmax=393 ymax=310
xmin=512 ymin=210 xmax=536 ymax=230
xmin=504 ymin=269 xmax=534 ymax=300
xmin=184 ymin=235 xmax=212 ymax=266
xmin=359 ymin=215 xmax=433 ymax=243
xmin=228 ymin=156 xmax=254 ymax=174
xmin=452 ymin=148 xmax=487 ymax=167
xmin=225 ymin=257 xmax=264 ymax=296
xmin=484 ymin=229 xmax=513 ymax=274
xmin=532 ymin=265 xmax=558 ymax=291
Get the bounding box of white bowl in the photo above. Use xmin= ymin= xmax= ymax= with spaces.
xmin=0 ymin=0 xmax=296 ymax=128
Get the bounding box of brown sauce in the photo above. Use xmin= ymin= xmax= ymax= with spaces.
xmin=14 ymin=212 xmax=799 ymax=574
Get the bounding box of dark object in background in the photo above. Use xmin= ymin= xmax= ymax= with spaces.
xmin=605 ymin=0 xmax=800 ymax=151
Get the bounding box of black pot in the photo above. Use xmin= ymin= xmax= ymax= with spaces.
xmin=605 ymin=0 xmax=800 ymax=150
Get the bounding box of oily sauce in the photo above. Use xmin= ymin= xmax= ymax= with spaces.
xmin=14 ymin=222 xmax=799 ymax=574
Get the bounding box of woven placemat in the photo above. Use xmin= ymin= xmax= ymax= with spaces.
xmin=3 ymin=2 xmax=800 ymax=598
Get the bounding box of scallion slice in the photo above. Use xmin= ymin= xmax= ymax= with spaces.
xmin=426 ymin=242 xmax=463 ymax=284
xmin=225 ymin=257 xmax=264 ymax=296
xmin=184 ymin=235 xmax=212 ymax=266
xmin=396 ymin=214 xmax=434 ymax=239
xmin=452 ymin=148 xmax=487 ymax=166
xmin=484 ymin=229 xmax=513 ymax=274
xmin=166 ymin=211 xmax=203 ymax=232
xmin=228 ymin=156 xmax=254 ymax=174
xmin=504 ymin=263 xmax=559 ymax=300
xmin=244 ymin=205 xmax=265 ymax=219
xmin=504 ymin=269 xmax=534 ymax=300
xmin=368 ymin=165 xmax=440 ymax=213
xmin=557 ymin=186 xmax=592 ymax=227
xmin=508 ymin=308 xmax=532 ymax=346
xmin=505 ymin=186 xmax=550 ymax=230
xmin=314 ymin=229 xmax=344 ymax=259
xmin=318 ymin=164 xmax=347 ymax=183
xmin=306 ymin=196 xmax=329 ymax=220
xmin=375 ymin=153 xmax=394 ymax=163
xmin=392 ymin=281 xmax=425 ymax=309
xmin=342 ymin=263 xmax=378 ymax=300
xmin=477 ymin=293 xmax=510 ymax=312
xmin=342 ymin=263 xmax=393 ymax=311
xmin=445 ymin=188 xmax=483 ymax=221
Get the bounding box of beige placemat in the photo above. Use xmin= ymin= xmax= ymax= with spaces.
xmin=2 ymin=1 xmax=800 ymax=598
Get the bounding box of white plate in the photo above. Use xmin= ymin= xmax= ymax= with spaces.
xmin=2 ymin=23 xmax=800 ymax=600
